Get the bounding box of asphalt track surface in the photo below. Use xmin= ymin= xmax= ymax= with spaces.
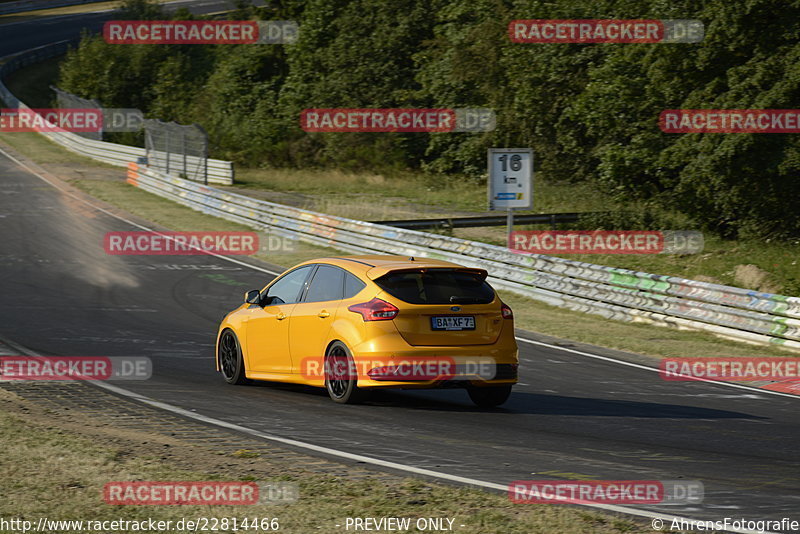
xmin=0 ymin=0 xmax=244 ymax=56
xmin=1 ymin=4 xmax=799 ymax=532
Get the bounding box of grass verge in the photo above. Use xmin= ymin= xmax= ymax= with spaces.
xmin=0 ymin=388 xmax=655 ymax=534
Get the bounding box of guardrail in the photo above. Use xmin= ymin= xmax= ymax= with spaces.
xmin=0 ymin=41 xmax=234 ymax=185
xmin=0 ymin=0 xmax=105 ymax=15
xmin=127 ymin=162 xmax=800 ymax=352
xmin=374 ymin=213 xmax=587 ymax=230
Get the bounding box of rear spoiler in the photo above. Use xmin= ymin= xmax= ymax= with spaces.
xmin=367 ymin=265 xmax=488 ymax=281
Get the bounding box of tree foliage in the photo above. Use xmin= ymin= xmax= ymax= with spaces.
xmin=57 ymin=0 xmax=800 ymax=238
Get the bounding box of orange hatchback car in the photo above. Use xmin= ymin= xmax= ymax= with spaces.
xmin=216 ymin=255 xmax=519 ymax=406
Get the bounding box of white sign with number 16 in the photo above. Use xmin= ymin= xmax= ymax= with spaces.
xmin=487 ymin=148 xmax=533 ymax=210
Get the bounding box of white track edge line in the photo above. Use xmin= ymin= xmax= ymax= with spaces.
xmin=516 ymin=337 xmax=800 ymax=400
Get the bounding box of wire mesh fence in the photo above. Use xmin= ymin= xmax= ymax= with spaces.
xmin=51 ymin=85 xmax=102 ymax=140
xmin=144 ymin=120 xmax=209 ymax=185
xmin=1 ymin=41 xmax=232 ymax=184
xmin=51 ymin=85 xmax=145 ymax=140
xmin=47 ymin=88 xmax=209 ymax=184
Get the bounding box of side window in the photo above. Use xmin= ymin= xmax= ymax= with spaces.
xmin=343 ymin=272 xmax=366 ymax=299
xmin=304 ymin=265 xmax=345 ymax=303
xmin=264 ymin=265 xmax=313 ymax=305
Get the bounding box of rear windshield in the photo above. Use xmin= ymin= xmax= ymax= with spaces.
xmin=375 ymin=269 xmax=495 ymax=305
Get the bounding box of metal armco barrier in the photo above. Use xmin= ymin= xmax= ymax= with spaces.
xmin=126 ymin=163 xmax=800 ymax=352
xmin=374 ymin=213 xmax=585 ymax=230
xmin=0 ymin=42 xmax=234 ymax=185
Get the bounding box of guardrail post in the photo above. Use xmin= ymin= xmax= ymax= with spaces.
xmin=181 ymin=130 xmax=187 ymax=179
xmin=165 ymin=129 xmax=171 ymax=175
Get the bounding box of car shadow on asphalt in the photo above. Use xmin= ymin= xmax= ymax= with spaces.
xmin=364 ymin=389 xmax=767 ymax=419
xmin=244 ymin=381 xmax=765 ymax=419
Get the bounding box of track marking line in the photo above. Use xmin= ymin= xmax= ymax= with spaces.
xmin=515 ymin=337 xmax=800 ymax=400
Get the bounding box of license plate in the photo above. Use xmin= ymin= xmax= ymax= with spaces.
xmin=431 ymin=316 xmax=475 ymax=331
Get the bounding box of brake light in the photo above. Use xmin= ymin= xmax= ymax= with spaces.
xmin=501 ymin=303 xmax=513 ymax=319
xmin=348 ymin=298 xmax=399 ymax=321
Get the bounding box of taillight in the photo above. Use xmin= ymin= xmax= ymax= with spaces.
xmin=501 ymin=303 xmax=513 ymax=319
xmin=348 ymin=298 xmax=399 ymax=321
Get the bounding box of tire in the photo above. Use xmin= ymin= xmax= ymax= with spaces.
xmin=467 ymin=385 xmax=512 ymax=408
xmin=218 ymin=329 xmax=249 ymax=385
xmin=324 ymin=341 xmax=367 ymax=404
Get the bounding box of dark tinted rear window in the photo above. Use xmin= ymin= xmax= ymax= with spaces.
xmin=375 ymin=269 xmax=494 ymax=305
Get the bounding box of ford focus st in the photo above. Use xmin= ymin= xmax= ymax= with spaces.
xmin=216 ymin=255 xmax=518 ymax=406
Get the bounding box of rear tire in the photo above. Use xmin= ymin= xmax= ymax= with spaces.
xmin=467 ymin=385 xmax=512 ymax=408
xmin=324 ymin=341 xmax=367 ymax=404
xmin=219 ymin=329 xmax=249 ymax=385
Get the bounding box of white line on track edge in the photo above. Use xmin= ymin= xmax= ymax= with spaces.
xmin=515 ymin=337 xmax=800 ymax=400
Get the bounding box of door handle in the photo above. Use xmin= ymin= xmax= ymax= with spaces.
xmin=276 ymin=312 xmax=287 ymax=320
xmin=318 ymin=310 xmax=330 ymax=318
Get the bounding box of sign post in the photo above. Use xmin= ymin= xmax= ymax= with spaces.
xmin=487 ymin=148 xmax=533 ymax=246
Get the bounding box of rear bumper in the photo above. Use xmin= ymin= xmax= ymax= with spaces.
xmin=361 ymin=368 xmax=518 ymax=389
xmin=349 ymin=341 xmax=519 ymax=389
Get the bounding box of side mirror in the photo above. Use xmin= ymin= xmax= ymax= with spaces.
xmin=244 ymin=289 xmax=261 ymax=305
